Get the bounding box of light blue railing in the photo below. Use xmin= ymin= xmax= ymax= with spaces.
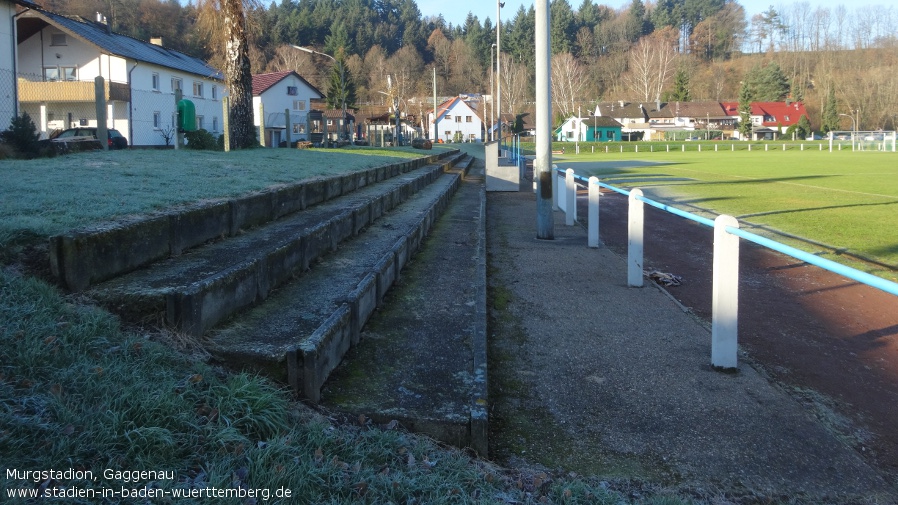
xmin=552 ymin=166 xmax=898 ymax=368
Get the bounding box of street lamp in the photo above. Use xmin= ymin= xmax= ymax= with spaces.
xmin=839 ymin=112 xmax=856 ymax=151
xmin=291 ymin=45 xmax=347 ymax=143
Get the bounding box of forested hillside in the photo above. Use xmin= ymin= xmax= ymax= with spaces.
xmin=36 ymin=0 xmax=898 ymax=130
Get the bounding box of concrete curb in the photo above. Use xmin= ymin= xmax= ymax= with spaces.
xmin=288 ymin=171 xmax=464 ymax=402
xmin=49 ymin=150 xmax=459 ymax=291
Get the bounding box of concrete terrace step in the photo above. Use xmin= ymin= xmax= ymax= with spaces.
xmin=50 ymin=150 xmax=460 ymax=292
xmin=320 ymin=161 xmax=487 ymax=454
xmin=87 ymin=153 xmax=467 ymax=336
xmin=206 ymin=168 xmax=467 ymax=403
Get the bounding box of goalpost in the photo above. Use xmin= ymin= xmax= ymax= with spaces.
xmin=828 ymin=131 xmax=897 ymax=152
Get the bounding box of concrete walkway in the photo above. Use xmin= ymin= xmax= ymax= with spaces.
xmin=486 ymin=189 xmax=896 ymax=501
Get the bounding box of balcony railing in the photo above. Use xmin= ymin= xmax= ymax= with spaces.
xmin=17 ymin=78 xmax=131 ymax=103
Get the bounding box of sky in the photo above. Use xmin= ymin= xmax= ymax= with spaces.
xmin=416 ymin=0 xmax=865 ymax=31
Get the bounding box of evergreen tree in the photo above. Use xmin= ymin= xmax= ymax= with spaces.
xmin=550 ymin=0 xmax=576 ymax=55
xmin=744 ymin=62 xmax=790 ymax=101
xmin=737 ymin=81 xmax=753 ymax=140
xmin=670 ymin=68 xmax=690 ymax=102
xmin=795 ymin=114 xmax=811 ymax=138
xmin=326 ymin=49 xmax=357 ymax=113
xmin=821 ymin=87 xmax=840 ymax=133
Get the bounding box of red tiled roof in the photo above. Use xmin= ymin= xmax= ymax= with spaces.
xmin=752 ymin=101 xmax=808 ymax=127
xmin=252 ymin=71 xmax=292 ymax=95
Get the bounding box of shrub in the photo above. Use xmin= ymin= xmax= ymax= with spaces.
xmin=0 ymin=112 xmax=41 ymax=158
xmin=184 ymin=128 xmax=219 ymax=150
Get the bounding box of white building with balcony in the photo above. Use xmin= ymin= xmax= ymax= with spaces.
xmin=15 ymin=7 xmax=223 ymax=146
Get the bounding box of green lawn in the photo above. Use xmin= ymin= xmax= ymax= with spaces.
xmin=553 ymin=148 xmax=898 ymax=277
xmin=0 ymin=147 xmax=440 ymax=251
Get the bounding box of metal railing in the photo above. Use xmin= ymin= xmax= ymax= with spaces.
xmin=553 ymin=166 xmax=898 ymax=370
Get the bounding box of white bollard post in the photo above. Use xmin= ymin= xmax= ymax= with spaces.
xmin=682 ymin=144 xmax=685 ymax=152
xmin=783 ymin=143 xmax=786 ymax=151
xmin=588 ymin=177 xmax=600 ymax=248
xmin=620 ymin=145 xmax=623 ymax=153
xmin=712 ymin=214 xmax=740 ymax=370
xmin=605 ymin=146 xmax=609 ymax=153
xmin=666 ymin=144 xmax=669 ymax=152
xmin=731 ymin=144 xmax=734 ymax=151
xmin=699 ymin=144 xmax=702 ymax=152
xmin=748 ymin=144 xmax=751 ymax=151
xmin=627 ymin=189 xmax=644 ymax=288
xmin=565 ymin=169 xmax=576 ymax=225
xmin=715 ymin=144 xmax=718 ymax=152
xmin=636 ymin=145 xmax=639 ymax=153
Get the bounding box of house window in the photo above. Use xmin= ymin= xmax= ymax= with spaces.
xmin=212 ymin=117 xmax=219 ymax=132
xmin=455 ymin=116 xmax=461 ymax=122
xmin=50 ymin=33 xmax=67 ymax=46
xmin=466 ymin=116 xmax=472 ymax=123
xmin=211 ymin=86 xmax=217 ymax=99
xmin=171 ymin=77 xmax=182 ymax=93
xmin=196 ymin=115 xmax=204 ymax=130
xmin=287 ymin=86 xmax=298 ymax=96
xmin=61 ymin=67 xmax=77 ymax=81
xmin=43 ymin=67 xmax=59 ymax=81
xmin=606 ymin=131 xmax=615 ymax=140
xmin=153 ymin=111 xmax=161 ymax=129
xmin=193 ymin=81 xmax=203 ymax=97
xmin=152 ymin=73 xmax=160 ymax=91
xmin=784 ymin=115 xmax=790 ymax=121
xmin=327 ymin=119 xmax=333 ymax=126
xmin=293 ymin=123 xmax=306 ymax=134
xmin=293 ymin=100 xmax=305 ymax=111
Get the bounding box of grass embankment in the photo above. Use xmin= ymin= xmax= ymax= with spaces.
xmin=1 ymin=148 xmax=690 ymax=504
xmin=547 ymin=146 xmax=898 ymax=278
xmin=0 ymin=147 xmax=424 ymax=252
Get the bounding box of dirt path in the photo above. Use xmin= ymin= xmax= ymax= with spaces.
xmin=594 ymin=189 xmax=898 ymax=478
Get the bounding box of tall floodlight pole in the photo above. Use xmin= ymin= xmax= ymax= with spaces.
xmin=535 ymin=0 xmax=553 ymax=239
xmin=490 ymin=43 xmax=496 ymax=142
xmin=432 ymin=67 xmax=437 ymax=141
xmin=496 ymin=0 xmax=502 ymax=142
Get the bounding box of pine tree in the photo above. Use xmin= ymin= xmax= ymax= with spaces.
xmin=821 ymin=87 xmax=840 ymax=133
xmin=670 ymin=68 xmax=690 ymax=102
xmin=737 ymin=82 xmax=753 ymax=140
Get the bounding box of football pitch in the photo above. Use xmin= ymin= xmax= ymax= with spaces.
xmin=553 ymin=148 xmax=898 ymax=278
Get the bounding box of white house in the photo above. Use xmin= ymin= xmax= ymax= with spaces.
xmin=1 ymin=0 xmax=37 ymax=125
xmin=429 ymin=96 xmax=482 ymax=143
xmin=252 ymin=70 xmax=323 ymax=147
xmin=15 ymin=7 xmax=224 ymax=146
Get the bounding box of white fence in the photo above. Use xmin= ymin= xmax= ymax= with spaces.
xmin=553 ymin=167 xmax=898 ymax=370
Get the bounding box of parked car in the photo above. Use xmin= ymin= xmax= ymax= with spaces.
xmin=50 ymin=127 xmax=129 ymax=150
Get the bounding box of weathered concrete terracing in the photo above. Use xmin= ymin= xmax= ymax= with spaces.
xmin=49 ymin=148 xmax=489 ymax=455
xmin=321 ymin=160 xmax=488 ymax=455
xmin=207 ymin=166 xmax=469 ymax=402
xmin=85 ymin=154 xmax=465 ymax=335
xmin=49 ymin=151 xmax=457 ymax=292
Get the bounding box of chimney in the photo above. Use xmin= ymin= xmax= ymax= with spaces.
xmin=150 ymin=37 xmax=163 ymax=46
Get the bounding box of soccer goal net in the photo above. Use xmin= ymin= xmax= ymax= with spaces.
xmin=829 ymin=131 xmax=897 ymax=152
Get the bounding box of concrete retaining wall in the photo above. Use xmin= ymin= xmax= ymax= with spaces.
xmin=49 ymin=150 xmax=458 ymax=292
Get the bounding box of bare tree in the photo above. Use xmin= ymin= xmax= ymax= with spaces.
xmin=500 ymin=56 xmax=529 ymax=117
xmin=623 ymin=28 xmax=678 ymax=103
xmin=551 ymin=52 xmax=586 ymax=120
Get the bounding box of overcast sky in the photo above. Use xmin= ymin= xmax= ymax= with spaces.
xmin=417 ymin=0 xmax=868 ymax=30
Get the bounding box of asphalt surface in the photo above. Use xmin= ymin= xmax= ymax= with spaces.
xmin=485 ymin=187 xmax=897 ymax=502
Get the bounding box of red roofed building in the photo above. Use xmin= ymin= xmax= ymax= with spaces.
xmin=251 ymin=70 xmax=323 ymax=146
xmin=720 ymin=101 xmax=808 ymax=140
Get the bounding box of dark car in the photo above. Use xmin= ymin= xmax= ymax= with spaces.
xmin=51 ymin=127 xmax=129 ymax=150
